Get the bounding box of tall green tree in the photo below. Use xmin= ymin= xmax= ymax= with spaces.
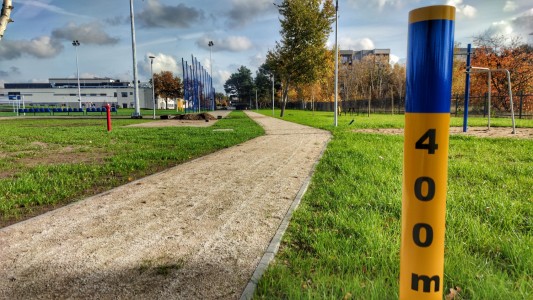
xmin=255 ymin=64 xmax=275 ymax=108
xmin=224 ymin=66 xmax=255 ymax=103
xmin=266 ymin=0 xmax=335 ymax=117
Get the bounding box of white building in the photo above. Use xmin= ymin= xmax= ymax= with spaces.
xmin=0 ymin=78 xmax=154 ymax=109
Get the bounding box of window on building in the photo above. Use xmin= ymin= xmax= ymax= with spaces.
xmin=129 ymin=92 xmax=133 ymax=95
xmin=121 ymin=92 xmax=128 ymax=97
xmin=114 ymin=92 xmax=117 ymax=97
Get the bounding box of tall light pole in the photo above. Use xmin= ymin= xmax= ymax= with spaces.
xmin=208 ymin=41 xmax=214 ymax=110
xmin=334 ymin=0 xmax=339 ymax=126
xmin=129 ymin=0 xmax=141 ymax=118
xmin=72 ymin=40 xmax=82 ymax=109
xmin=149 ymin=55 xmax=156 ymax=119
xmin=270 ymin=74 xmax=275 ymax=116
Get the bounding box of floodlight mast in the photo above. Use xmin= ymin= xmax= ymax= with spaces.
xmin=72 ymin=40 xmax=82 ymax=109
xmin=208 ymin=41 xmax=214 ymax=109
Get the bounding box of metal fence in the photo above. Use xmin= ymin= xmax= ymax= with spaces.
xmin=284 ymin=93 xmax=532 ymax=119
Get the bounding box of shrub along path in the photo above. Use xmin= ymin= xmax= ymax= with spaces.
xmin=0 ymin=112 xmax=330 ymax=299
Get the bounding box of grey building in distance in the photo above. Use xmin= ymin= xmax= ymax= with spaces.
xmin=0 ymin=78 xmax=153 ymax=109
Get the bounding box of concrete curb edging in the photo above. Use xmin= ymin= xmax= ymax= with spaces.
xmin=239 ymin=134 xmax=331 ymax=300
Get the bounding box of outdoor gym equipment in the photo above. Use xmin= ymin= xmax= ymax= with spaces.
xmin=462 ymin=44 xmax=516 ymax=134
xmin=400 ymin=5 xmax=455 ymax=299
xmin=467 ymin=67 xmax=516 ymax=134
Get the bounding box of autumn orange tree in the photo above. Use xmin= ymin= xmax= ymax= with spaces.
xmin=153 ymin=71 xmax=182 ymax=109
xmin=470 ymin=34 xmax=533 ymax=112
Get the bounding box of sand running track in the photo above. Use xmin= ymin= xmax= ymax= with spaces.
xmin=0 ymin=112 xmax=331 ymax=299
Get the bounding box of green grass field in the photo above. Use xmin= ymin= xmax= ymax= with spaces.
xmin=254 ymin=110 xmax=532 ymax=299
xmin=0 ymin=107 xmax=187 ymax=117
xmin=0 ymin=111 xmax=264 ymax=226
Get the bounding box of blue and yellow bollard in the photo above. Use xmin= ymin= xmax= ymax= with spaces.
xmin=400 ymin=5 xmax=455 ymax=300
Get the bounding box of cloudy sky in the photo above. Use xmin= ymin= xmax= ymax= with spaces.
xmin=0 ymin=0 xmax=532 ymax=91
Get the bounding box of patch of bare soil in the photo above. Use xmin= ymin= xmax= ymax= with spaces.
xmin=353 ymin=126 xmax=532 ymax=139
xmin=19 ymin=148 xmax=107 ymax=168
xmin=174 ymin=113 xmax=217 ymax=120
xmin=0 ymin=144 xmax=108 ymax=180
xmin=128 ymin=110 xmax=232 ymax=128
xmin=0 ymin=111 xmax=331 ymax=299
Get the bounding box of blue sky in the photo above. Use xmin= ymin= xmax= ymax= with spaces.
xmin=0 ymin=0 xmax=532 ymax=91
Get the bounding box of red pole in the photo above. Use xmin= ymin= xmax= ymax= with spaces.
xmin=106 ymin=104 xmax=112 ymax=132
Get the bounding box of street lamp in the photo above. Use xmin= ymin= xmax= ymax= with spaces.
xmin=149 ymin=55 xmax=156 ymax=119
xmin=208 ymin=41 xmax=214 ymax=109
xmin=72 ymin=40 xmax=82 ymax=109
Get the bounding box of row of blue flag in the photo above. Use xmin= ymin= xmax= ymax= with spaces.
xmin=182 ymin=55 xmax=215 ymax=112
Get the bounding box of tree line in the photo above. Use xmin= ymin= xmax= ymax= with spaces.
xmin=223 ymin=0 xmax=532 ymax=116
xmin=153 ymin=0 xmax=532 ymax=116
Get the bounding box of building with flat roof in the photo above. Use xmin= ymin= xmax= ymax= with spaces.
xmin=340 ymin=49 xmax=391 ymax=65
xmin=0 ymin=78 xmax=153 ymax=109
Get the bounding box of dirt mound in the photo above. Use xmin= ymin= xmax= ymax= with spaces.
xmin=161 ymin=113 xmax=217 ymax=120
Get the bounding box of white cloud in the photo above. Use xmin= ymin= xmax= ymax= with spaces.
xmin=510 ymin=9 xmax=533 ymax=36
xmin=503 ymin=1 xmax=517 ymax=12
xmin=137 ymin=0 xmax=204 ymax=28
xmin=339 ymin=37 xmax=375 ymax=50
xmin=12 ymin=0 xmax=90 ymax=20
xmin=249 ymin=53 xmax=264 ymax=68
xmin=389 ymin=54 xmax=400 ymax=64
xmin=462 ymin=5 xmax=477 ymax=18
xmin=347 ymin=0 xmax=401 ymax=11
xmin=214 ymin=69 xmax=231 ymax=90
xmin=196 ymin=35 xmax=253 ymax=52
xmin=29 ymin=78 xmax=48 ymax=83
xmin=447 ymin=0 xmax=477 ymax=18
xmin=114 ymin=71 xmax=133 ymax=83
xmin=51 ymin=22 xmax=119 ymax=45
xmin=227 ymin=0 xmax=276 ymax=27
xmin=489 ymin=20 xmax=514 ymax=35
xmin=0 ymin=36 xmax=64 ymax=60
xmin=139 ymin=53 xmax=181 ymax=77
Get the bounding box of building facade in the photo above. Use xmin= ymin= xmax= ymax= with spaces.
xmin=0 ymin=78 xmax=154 ymax=109
xmin=340 ymin=49 xmax=391 ymax=65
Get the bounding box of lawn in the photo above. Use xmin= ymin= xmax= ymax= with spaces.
xmin=254 ymin=110 xmax=532 ymax=299
xmin=0 ymin=111 xmax=264 ymax=226
xmin=0 ymin=107 xmax=187 ymax=117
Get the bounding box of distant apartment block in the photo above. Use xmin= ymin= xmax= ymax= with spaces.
xmin=340 ymin=49 xmax=391 ymax=65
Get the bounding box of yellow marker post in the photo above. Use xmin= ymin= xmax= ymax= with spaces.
xmin=400 ymin=5 xmax=455 ymax=299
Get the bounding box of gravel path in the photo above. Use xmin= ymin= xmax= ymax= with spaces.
xmin=0 ymin=112 xmax=331 ymax=299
